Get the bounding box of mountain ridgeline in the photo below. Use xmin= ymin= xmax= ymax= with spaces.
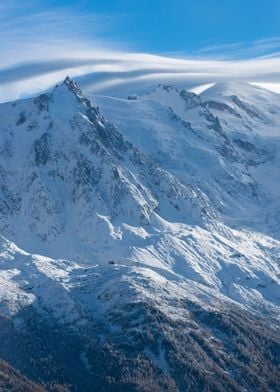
xmin=0 ymin=78 xmax=279 ymax=391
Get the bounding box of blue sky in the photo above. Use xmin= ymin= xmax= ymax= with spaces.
xmin=2 ymin=0 xmax=280 ymax=57
xmin=75 ymin=0 xmax=280 ymax=56
xmin=14 ymin=0 xmax=278 ymax=56
xmin=0 ymin=0 xmax=279 ymax=101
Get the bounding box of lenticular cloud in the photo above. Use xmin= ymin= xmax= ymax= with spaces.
xmin=0 ymin=49 xmax=280 ymax=102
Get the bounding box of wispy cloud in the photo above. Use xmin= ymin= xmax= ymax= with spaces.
xmin=0 ymin=0 xmax=125 ymax=67
xmin=0 ymin=1 xmax=279 ymax=102
xmin=195 ymin=37 xmax=280 ymax=59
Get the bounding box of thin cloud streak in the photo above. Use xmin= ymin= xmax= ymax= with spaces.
xmin=194 ymin=37 xmax=280 ymax=59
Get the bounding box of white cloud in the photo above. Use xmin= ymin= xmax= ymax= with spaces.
xmin=0 ymin=1 xmax=279 ymax=102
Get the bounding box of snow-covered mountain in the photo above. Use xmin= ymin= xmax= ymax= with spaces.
xmin=0 ymin=78 xmax=279 ymax=391
xmin=91 ymin=82 xmax=280 ymax=236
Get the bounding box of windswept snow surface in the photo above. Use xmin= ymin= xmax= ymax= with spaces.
xmin=0 ymin=79 xmax=279 ymax=328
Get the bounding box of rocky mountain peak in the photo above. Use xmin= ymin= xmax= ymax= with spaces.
xmin=51 ymin=76 xmax=92 ymax=110
xmin=62 ymin=76 xmax=83 ymax=96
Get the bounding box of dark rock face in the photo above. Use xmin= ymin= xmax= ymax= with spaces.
xmin=179 ymin=90 xmax=202 ymax=110
xmin=33 ymin=133 xmax=51 ymax=166
xmin=233 ymin=138 xmax=256 ymax=152
xmin=204 ymin=100 xmax=242 ymax=118
xmin=16 ymin=111 xmax=26 ymax=125
xmin=34 ymin=94 xmax=51 ymax=112
xmin=231 ymin=95 xmax=264 ymax=121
